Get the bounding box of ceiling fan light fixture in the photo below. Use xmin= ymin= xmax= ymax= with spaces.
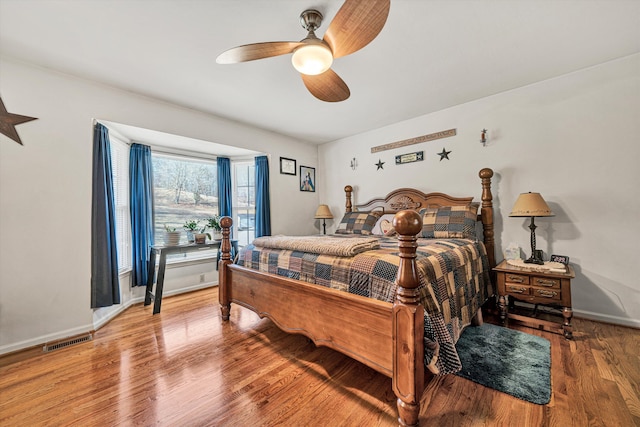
xmin=291 ymin=43 xmax=333 ymax=76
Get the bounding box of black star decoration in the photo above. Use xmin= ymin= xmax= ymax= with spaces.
xmin=0 ymin=96 xmax=38 ymax=146
xmin=438 ymin=147 xmax=452 ymax=161
xmin=375 ymin=159 xmax=385 ymax=170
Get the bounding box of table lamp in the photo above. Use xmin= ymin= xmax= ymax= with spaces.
xmin=314 ymin=204 xmax=333 ymax=235
xmin=509 ymin=192 xmax=554 ymax=265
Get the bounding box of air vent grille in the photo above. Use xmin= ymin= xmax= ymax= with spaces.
xmin=43 ymin=334 xmax=93 ymax=353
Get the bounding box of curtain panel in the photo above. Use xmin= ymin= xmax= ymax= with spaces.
xmin=217 ymin=157 xmax=232 ymax=217
xmin=129 ymin=143 xmax=155 ymax=287
xmin=255 ymin=155 xmax=271 ymax=237
xmin=91 ymin=123 xmax=120 ymax=308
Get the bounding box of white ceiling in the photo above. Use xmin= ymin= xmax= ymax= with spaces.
xmin=1 ymin=0 xmax=639 ymax=148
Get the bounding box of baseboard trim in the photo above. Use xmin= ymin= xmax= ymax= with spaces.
xmin=0 ymin=281 xmax=218 ymax=357
xmin=0 ymin=323 xmax=95 ymax=356
xmin=93 ymin=281 xmax=218 ymax=330
xmin=574 ymin=309 xmax=640 ymax=329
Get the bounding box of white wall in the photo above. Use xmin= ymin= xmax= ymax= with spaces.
xmin=319 ymin=54 xmax=640 ymax=328
xmin=0 ymin=57 xmax=319 ymax=354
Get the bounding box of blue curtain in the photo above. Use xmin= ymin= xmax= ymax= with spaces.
xmin=255 ymin=155 xmax=271 ymax=237
xmin=217 ymin=157 xmax=232 ymax=217
xmin=129 ymin=143 xmax=155 ymax=287
xmin=91 ymin=123 xmax=120 ymax=308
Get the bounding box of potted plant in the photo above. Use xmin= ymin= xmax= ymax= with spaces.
xmin=205 ymin=215 xmax=222 ymax=240
xmin=163 ymin=224 xmax=181 ymax=246
xmin=183 ymin=220 xmax=199 ymax=243
xmin=194 ymin=223 xmax=212 ymax=244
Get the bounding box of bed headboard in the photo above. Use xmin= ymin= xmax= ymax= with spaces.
xmin=344 ymin=168 xmax=496 ymax=269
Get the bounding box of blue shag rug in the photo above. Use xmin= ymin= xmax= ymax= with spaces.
xmin=455 ymin=323 xmax=551 ymax=404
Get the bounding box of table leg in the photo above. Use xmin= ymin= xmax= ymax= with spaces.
xmin=562 ymin=306 xmax=573 ymax=339
xmin=144 ymin=249 xmax=157 ymax=306
xmin=498 ymin=294 xmax=507 ymax=324
xmin=153 ymin=252 xmax=168 ymax=314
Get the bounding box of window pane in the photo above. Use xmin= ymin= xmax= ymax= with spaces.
xmin=109 ymin=136 xmax=131 ymax=271
xmin=152 ymin=154 xmax=218 ymax=245
xmin=233 ymin=162 xmax=256 ymax=247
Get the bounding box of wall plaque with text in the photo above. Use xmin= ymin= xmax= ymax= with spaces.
xmin=395 ymin=151 xmax=424 ymax=165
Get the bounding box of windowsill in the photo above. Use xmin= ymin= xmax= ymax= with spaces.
xmin=118 ymin=267 xmax=132 ymax=276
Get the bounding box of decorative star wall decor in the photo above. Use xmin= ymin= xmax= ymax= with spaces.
xmin=438 ymin=147 xmax=452 ymax=161
xmin=375 ymin=159 xmax=385 ymax=170
xmin=0 ymin=97 xmax=38 ymax=146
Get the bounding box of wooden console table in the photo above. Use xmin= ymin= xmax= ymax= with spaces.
xmin=144 ymin=240 xmax=237 ymax=314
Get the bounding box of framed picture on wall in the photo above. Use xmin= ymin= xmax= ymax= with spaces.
xmin=280 ymin=157 xmax=296 ymax=175
xmin=299 ymin=166 xmax=315 ymax=192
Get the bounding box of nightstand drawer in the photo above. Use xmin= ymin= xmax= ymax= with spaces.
xmin=506 ymin=284 xmax=530 ymax=295
xmin=532 ymin=277 xmax=560 ymax=289
xmin=505 ymin=273 xmax=529 ymax=285
xmin=533 ymin=288 xmax=561 ymax=301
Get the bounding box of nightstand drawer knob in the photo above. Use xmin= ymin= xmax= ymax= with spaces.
xmin=537 ymin=289 xmax=558 ymax=298
xmin=535 ymin=278 xmax=558 ymax=287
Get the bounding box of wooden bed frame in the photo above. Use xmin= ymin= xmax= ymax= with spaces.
xmin=218 ymin=168 xmax=495 ymax=427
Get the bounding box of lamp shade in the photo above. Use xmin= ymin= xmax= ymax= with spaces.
xmin=509 ymin=192 xmax=553 ymax=217
xmin=314 ymin=204 xmax=333 ymax=219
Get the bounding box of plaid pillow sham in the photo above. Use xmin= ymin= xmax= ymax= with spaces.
xmin=420 ymin=203 xmax=479 ymax=239
xmin=335 ymin=212 xmax=381 ymax=235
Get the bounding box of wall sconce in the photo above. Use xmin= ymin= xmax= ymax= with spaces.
xmin=480 ymin=129 xmax=488 ymax=146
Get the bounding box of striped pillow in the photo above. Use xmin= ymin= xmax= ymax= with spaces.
xmin=335 ymin=212 xmax=380 ymax=235
xmin=420 ymin=203 xmax=479 ymax=239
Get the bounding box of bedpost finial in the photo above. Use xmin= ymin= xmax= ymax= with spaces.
xmin=479 ymin=168 xmax=493 ymax=179
xmin=345 ymin=185 xmax=353 ymax=213
xmin=220 ymin=216 xmax=233 ymax=229
xmin=392 ymin=210 xmax=422 ymax=236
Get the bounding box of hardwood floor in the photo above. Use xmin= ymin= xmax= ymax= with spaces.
xmin=1 ymin=287 xmax=638 ymax=426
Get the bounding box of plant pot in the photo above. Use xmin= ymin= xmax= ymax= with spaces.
xmin=186 ymin=231 xmax=195 ymax=243
xmin=212 ymin=230 xmax=222 ymax=240
xmin=194 ymin=233 xmax=207 ymax=244
xmin=164 ymin=231 xmax=181 ymax=246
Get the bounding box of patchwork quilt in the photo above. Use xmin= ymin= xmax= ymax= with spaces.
xmin=237 ymin=235 xmax=493 ymax=375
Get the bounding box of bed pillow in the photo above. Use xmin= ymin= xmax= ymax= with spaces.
xmin=420 ymin=203 xmax=479 ymax=239
xmin=371 ymin=214 xmax=396 ymax=236
xmin=335 ymin=212 xmax=381 ymax=235
xmin=379 ymin=219 xmax=396 ymax=236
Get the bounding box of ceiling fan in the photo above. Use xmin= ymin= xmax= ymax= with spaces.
xmin=216 ymin=0 xmax=391 ymax=102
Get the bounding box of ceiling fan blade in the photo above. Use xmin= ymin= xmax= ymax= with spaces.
xmin=216 ymin=41 xmax=302 ymax=64
xmin=301 ymin=69 xmax=350 ymax=102
xmin=323 ymin=0 xmax=390 ymax=59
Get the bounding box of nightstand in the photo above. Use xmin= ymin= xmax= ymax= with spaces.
xmin=494 ymin=260 xmax=575 ymax=339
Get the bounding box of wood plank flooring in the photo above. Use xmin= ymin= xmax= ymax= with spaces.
xmin=1 ymin=287 xmax=638 ymax=426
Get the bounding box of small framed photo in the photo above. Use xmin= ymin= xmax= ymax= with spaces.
xmin=280 ymin=157 xmax=296 ymax=175
xmin=550 ymin=254 xmax=570 ymax=265
xmin=299 ymin=165 xmax=315 ymax=192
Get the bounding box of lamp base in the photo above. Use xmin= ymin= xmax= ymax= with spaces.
xmin=524 ymin=218 xmax=544 ymax=265
xmin=524 ymin=250 xmax=544 ymax=265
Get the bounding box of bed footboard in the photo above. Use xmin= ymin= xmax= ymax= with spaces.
xmin=218 ymin=211 xmax=427 ymax=427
